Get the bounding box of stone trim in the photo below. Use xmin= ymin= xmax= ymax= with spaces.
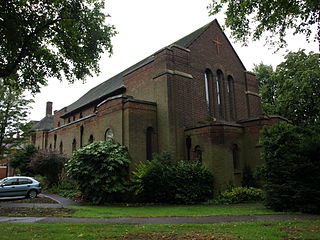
xmin=153 ymin=69 xmax=193 ymax=80
xmin=245 ymin=91 xmax=260 ymax=98
xmin=167 ymin=44 xmax=191 ymax=52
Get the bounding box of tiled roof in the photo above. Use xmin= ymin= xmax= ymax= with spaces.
xmin=61 ymin=21 xmax=216 ymax=117
xmin=32 ymin=115 xmax=54 ymax=131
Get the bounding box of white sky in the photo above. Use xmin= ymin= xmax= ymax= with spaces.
xmin=28 ymin=0 xmax=319 ymax=121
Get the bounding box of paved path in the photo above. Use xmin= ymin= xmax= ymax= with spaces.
xmin=0 ymin=214 xmax=319 ymax=224
xmin=0 ymin=192 xmax=81 ymax=208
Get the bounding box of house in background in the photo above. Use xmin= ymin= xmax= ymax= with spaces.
xmin=32 ymin=20 xmax=285 ymax=190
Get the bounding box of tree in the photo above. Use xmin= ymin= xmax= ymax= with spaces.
xmin=253 ymin=50 xmax=320 ymax=127
xmin=253 ymin=63 xmax=276 ymax=115
xmin=9 ymin=144 xmax=37 ymax=176
xmin=208 ymin=0 xmax=320 ymax=50
xmin=66 ymin=141 xmax=131 ymax=204
xmin=261 ymin=122 xmax=320 ymax=213
xmin=0 ymin=0 xmax=116 ymax=93
xmin=0 ymin=80 xmax=33 ymax=160
xmin=30 ymin=150 xmax=67 ymax=186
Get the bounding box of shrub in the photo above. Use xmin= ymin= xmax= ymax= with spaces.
xmin=134 ymin=152 xmax=214 ymax=204
xmin=9 ymin=144 xmax=37 ymax=175
xmin=213 ymin=187 xmax=264 ymax=204
xmin=30 ymin=150 xmax=67 ymax=186
xmin=66 ymin=141 xmax=131 ymax=204
xmin=261 ymin=122 xmax=320 ymax=213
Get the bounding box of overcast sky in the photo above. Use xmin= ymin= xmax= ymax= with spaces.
xmin=28 ymin=0 xmax=318 ymax=121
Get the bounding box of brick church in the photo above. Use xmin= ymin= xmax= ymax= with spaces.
xmin=32 ymin=20 xmax=284 ymax=189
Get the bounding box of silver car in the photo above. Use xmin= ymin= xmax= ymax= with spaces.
xmin=0 ymin=176 xmax=41 ymax=198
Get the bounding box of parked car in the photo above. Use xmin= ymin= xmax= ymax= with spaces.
xmin=0 ymin=176 xmax=41 ymax=198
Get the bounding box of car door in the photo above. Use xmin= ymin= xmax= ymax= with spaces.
xmin=16 ymin=178 xmax=33 ymax=196
xmin=0 ymin=178 xmax=19 ymax=197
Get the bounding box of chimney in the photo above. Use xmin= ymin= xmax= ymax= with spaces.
xmin=46 ymin=101 xmax=53 ymax=116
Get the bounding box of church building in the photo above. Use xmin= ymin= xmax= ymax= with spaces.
xmin=32 ymin=20 xmax=285 ymax=189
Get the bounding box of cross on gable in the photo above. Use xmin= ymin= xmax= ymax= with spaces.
xmin=212 ymin=37 xmax=222 ymax=55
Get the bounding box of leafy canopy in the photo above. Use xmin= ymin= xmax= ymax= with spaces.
xmin=208 ymin=0 xmax=320 ymax=49
xmin=0 ymin=0 xmax=116 ymax=92
xmin=253 ymin=50 xmax=320 ymax=127
xmin=0 ymin=80 xmax=33 ymax=159
xmin=66 ymin=141 xmax=131 ymax=204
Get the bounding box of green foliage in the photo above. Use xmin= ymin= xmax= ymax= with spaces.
xmin=135 ymin=152 xmax=214 ymax=204
xmin=131 ymin=160 xmax=153 ymax=195
xmin=46 ymin=178 xmax=81 ymax=200
xmin=30 ymin=150 xmax=67 ymax=186
xmin=66 ymin=141 xmax=131 ymax=204
xmin=9 ymin=144 xmax=37 ymax=176
xmin=261 ymin=122 xmax=320 ymax=213
xmin=0 ymin=80 xmax=33 ymax=159
xmin=0 ymin=0 xmax=117 ymax=93
xmin=208 ymin=0 xmax=320 ymax=49
xmin=254 ymin=51 xmax=320 ymax=127
xmin=242 ymin=165 xmax=259 ymax=188
xmin=213 ymin=187 xmax=264 ymax=204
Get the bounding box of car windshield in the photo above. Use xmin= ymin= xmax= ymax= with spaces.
xmin=0 ymin=178 xmax=7 ymax=184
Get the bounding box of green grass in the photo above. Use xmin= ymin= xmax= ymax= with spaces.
xmin=0 ymin=220 xmax=319 ymax=240
xmin=64 ymin=204 xmax=286 ymax=218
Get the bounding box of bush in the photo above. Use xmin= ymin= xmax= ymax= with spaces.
xmin=213 ymin=187 xmax=264 ymax=204
xmin=261 ymin=122 xmax=320 ymax=213
xmin=9 ymin=144 xmax=37 ymax=175
xmin=30 ymin=150 xmax=67 ymax=186
xmin=66 ymin=141 xmax=131 ymax=204
xmin=134 ymin=152 xmax=214 ymax=204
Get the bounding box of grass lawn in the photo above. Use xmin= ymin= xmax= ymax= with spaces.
xmin=0 ymin=220 xmax=319 ymax=240
xmin=64 ymin=204 xmax=287 ymax=218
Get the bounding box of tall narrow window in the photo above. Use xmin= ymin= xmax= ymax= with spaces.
xmin=88 ymin=134 xmax=94 ymax=144
xmin=204 ymin=69 xmax=213 ymax=117
xmin=232 ymin=144 xmax=240 ymax=170
xmin=227 ymin=76 xmax=236 ymax=121
xmin=80 ymin=125 xmax=84 ymax=147
xmin=146 ymin=127 xmax=154 ymax=160
xmin=72 ymin=139 xmax=77 ymax=152
xmin=59 ymin=141 xmax=63 ymax=154
xmin=216 ymin=70 xmax=224 ymax=118
xmin=186 ymin=136 xmax=192 ymax=161
xmin=194 ymin=145 xmax=202 ymax=163
xmin=54 ymin=134 xmax=57 ymax=149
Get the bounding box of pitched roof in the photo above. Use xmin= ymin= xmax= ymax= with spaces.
xmin=32 ymin=115 xmax=54 ymax=131
xmin=61 ymin=20 xmax=217 ymax=117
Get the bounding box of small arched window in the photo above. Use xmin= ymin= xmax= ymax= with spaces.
xmin=88 ymin=134 xmax=94 ymax=144
xmin=72 ymin=138 xmax=77 ymax=152
xmin=105 ymin=128 xmax=113 ymax=141
xmin=80 ymin=125 xmax=84 ymax=147
xmin=232 ymin=144 xmax=240 ymax=170
xmin=146 ymin=127 xmax=154 ymax=160
xmin=194 ymin=145 xmax=202 ymax=163
xmin=59 ymin=141 xmax=63 ymax=154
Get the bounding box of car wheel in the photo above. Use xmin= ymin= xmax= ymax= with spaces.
xmin=27 ymin=190 xmax=38 ymax=199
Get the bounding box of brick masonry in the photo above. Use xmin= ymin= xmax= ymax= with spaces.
xmin=32 ymin=20 xmax=286 ymax=191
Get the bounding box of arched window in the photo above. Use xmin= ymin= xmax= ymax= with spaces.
xmin=186 ymin=136 xmax=192 ymax=161
xmin=105 ymin=128 xmax=113 ymax=141
xmin=49 ymin=144 xmax=52 ymax=150
xmin=232 ymin=144 xmax=240 ymax=170
xmin=54 ymin=134 xmax=57 ymax=149
xmin=227 ymin=76 xmax=236 ymax=121
xmin=204 ymin=69 xmax=213 ymax=117
xmin=146 ymin=127 xmax=154 ymax=160
xmin=80 ymin=125 xmax=84 ymax=147
xmin=216 ymin=70 xmax=224 ymax=119
xmin=88 ymin=134 xmax=94 ymax=144
xmin=72 ymin=138 xmax=77 ymax=152
xmin=57 ymin=121 xmax=60 ymax=127
xmin=194 ymin=145 xmax=202 ymax=163
xmin=59 ymin=141 xmax=63 ymax=154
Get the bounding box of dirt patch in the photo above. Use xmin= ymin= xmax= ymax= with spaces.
xmin=0 ymin=195 xmax=58 ymax=204
xmin=0 ymin=207 xmax=76 ymax=217
xmin=120 ymin=233 xmax=236 ymax=240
